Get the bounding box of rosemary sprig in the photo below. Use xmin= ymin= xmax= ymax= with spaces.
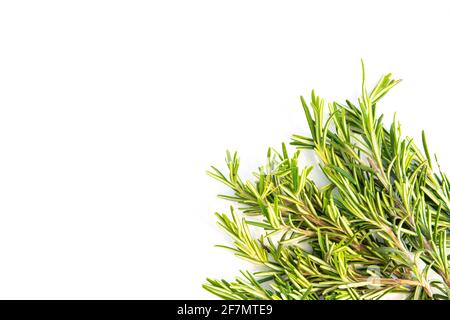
xmin=204 ymin=62 xmax=450 ymax=300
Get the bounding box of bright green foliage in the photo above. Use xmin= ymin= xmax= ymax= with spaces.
xmin=204 ymin=63 xmax=450 ymax=300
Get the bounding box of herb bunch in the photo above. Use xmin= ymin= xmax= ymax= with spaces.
xmin=204 ymin=63 xmax=450 ymax=300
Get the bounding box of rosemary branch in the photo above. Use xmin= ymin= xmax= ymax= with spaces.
xmin=204 ymin=62 xmax=450 ymax=300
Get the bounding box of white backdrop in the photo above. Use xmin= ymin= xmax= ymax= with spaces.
xmin=0 ymin=0 xmax=449 ymax=299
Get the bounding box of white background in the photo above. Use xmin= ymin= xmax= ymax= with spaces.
xmin=0 ymin=0 xmax=449 ymax=299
